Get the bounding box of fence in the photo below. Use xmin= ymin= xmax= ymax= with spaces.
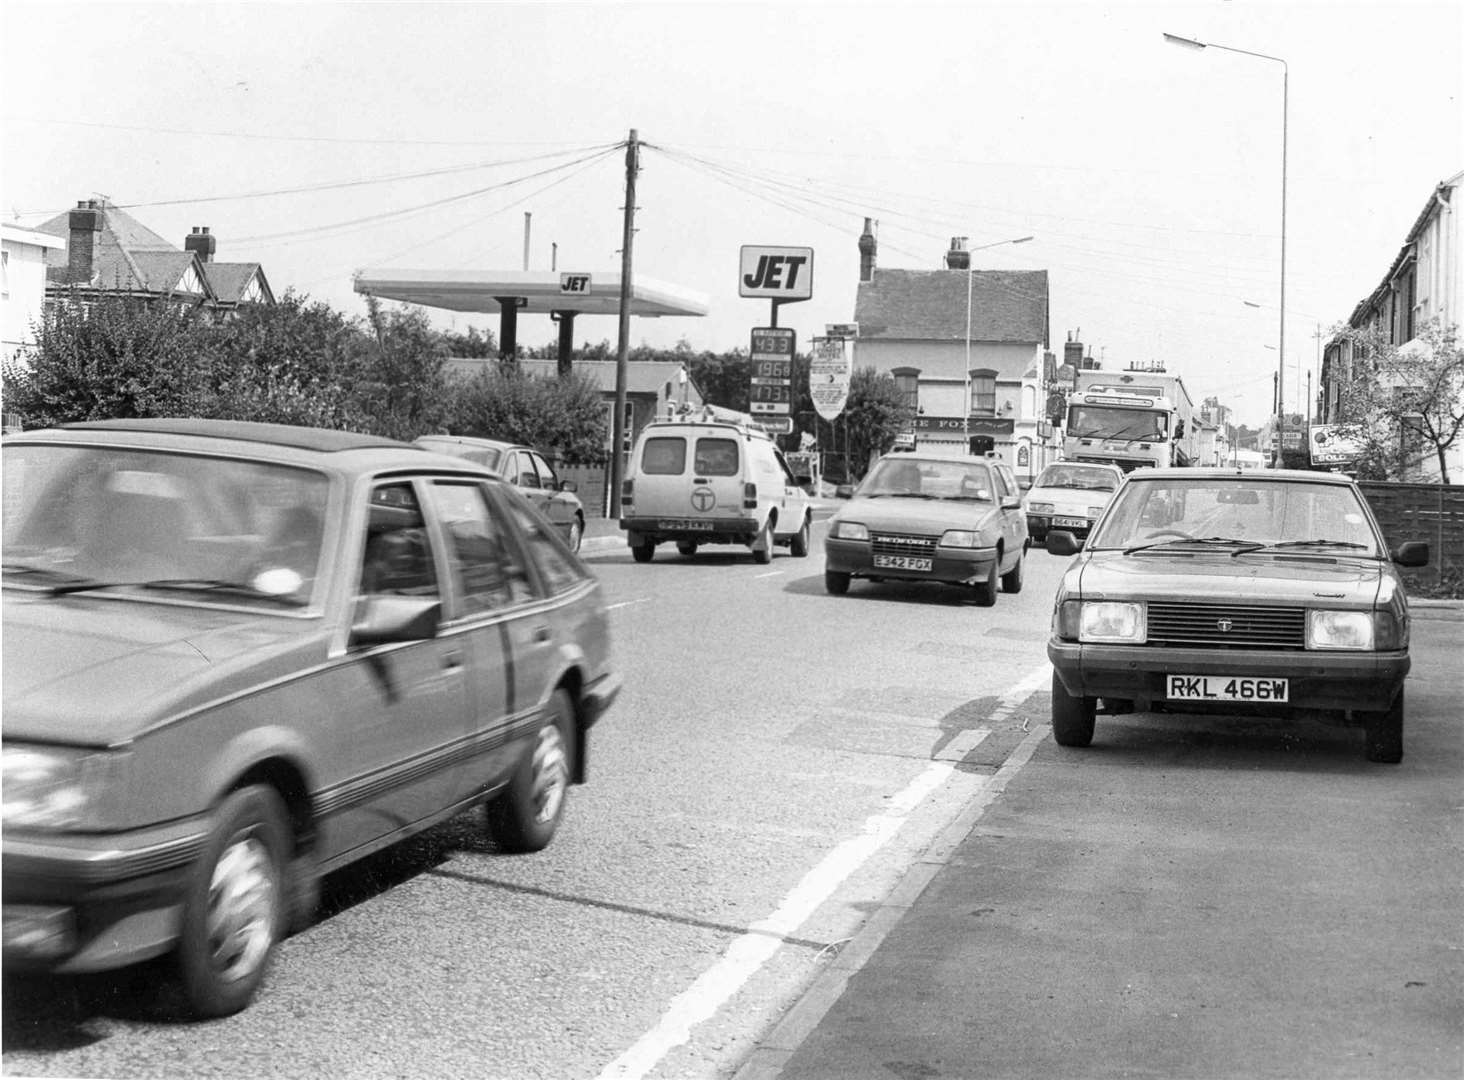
xmin=1359 ymin=481 xmax=1464 ymax=590
xmin=559 ymin=463 xmax=609 ymax=519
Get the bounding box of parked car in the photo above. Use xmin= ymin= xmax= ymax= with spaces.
xmin=413 ymin=434 xmax=586 ymax=552
xmin=823 ymin=452 xmax=1029 ymax=605
xmin=2 ymin=418 xmax=620 ymax=1016
xmin=1045 ymin=467 xmax=1428 ymax=762
xmin=619 ymin=411 xmax=813 ymax=563
xmin=1023 ymin=460 xmax=1124 ymax=542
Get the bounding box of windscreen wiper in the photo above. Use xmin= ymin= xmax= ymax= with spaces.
xmin=1123 ymin=536 xmax=1265 ymax=555
xmin=137 ymin=579 xmax=309 ymax=606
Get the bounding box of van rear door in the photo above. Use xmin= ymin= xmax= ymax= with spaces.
xmin=634 ymin=429 xmax=749 ymax=531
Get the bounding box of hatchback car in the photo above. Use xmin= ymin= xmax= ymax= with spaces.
xmin=824 ymin=452 xmax=1029 ymax=605
xmin=2 ymin=419 xmax=620 ymax=1016
xmin=1045 ymin=467 xmax=1427 ymax=762
xmin=413 ymin=434 xmax=586 ymax=552
xmin=1023 ymin=460 xmax=1123 ymax=542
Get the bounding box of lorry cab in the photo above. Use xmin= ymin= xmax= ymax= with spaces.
xmin=620 ymin=409 xmax=813 ymax=564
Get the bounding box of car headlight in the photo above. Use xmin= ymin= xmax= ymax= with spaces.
xmin=830 ymin=520 xmax=868 ymax=541
xmin=1079 ymin=601 xmax=1146 ymax=643
xmin=940 ymin=530 xmax=979 ymax=548
xmin=1307 ymin=609 xmax=1375 ymax=651
xmin=2 ymin=746 xmax=121 ymax=830
xmin=1028 ymin=502 xmax=1054 ymax=515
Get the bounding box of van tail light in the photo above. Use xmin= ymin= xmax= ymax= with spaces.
xmin=743 ymin=482 xmax=758 ymax=509
xmin=622 ymin=479 xmax=634 ymax=507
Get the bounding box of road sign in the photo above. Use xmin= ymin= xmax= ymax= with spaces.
xmin=739 ymin=246 xmax=814 ymax=300
xmin=825 ymin=322 xmax=859 ymax=338
xmin=810 ymin=336 xmax=851 ymax=421
xmin=749 ymin=327 xmax=795 ymax=415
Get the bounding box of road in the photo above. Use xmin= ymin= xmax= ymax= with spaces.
xmin=4 ymin=523 xmax=1460 ymax=1079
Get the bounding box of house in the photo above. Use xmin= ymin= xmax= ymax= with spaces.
xmin=1318 ymin=170 xmax=1462 ymax=480
xmin=2 ymin=223 xmax=65 ymax=367
xmin=851 ymin=219 xmax=1058 ymax=484
xmin=33 ymin=199 xmax=274 ymax=315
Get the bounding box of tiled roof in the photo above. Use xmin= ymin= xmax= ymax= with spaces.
xmin=206 ymin=263 xmax=271 ymax=304
xmin=854 ymin=268 xmax=1049 ymax=343
xmin=131 ymin=252 xmax=206 ymax=295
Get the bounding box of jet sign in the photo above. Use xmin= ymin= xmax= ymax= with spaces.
xmin=739 ymin=246 xmax=814 ymax=300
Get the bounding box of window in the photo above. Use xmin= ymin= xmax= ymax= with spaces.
xmin=969 ymin=370 xmax=997 ymax=416
xmin=530 ymin=452 xmax=559 ymax=490
xmin=892 ymin=367 xmax=920 ymax=410
xmin=642 ymin=436 xmax=687 ymax=475
xmin=425 ymin=481 xmax=533 ymax=614
xmin=502 ymin=497 xmax=586 ymax=596
xmin=360 ymin=483 xmax=439 ymax=597
xmin=693 ymin=437 xmax=739 ymax=477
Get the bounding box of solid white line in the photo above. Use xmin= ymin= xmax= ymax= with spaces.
xmin=596 ymin=657 xmax=1052 ymax=1080
xmin=754 ymin=571 xmax=784 ymax=579
xmin=606 ymin=598 xmax=651 ymax=611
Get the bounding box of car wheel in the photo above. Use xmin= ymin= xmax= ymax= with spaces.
xmin=974 ymin=558 xmax=998 ymax=607
xmin=1362 ymin=687 xmax=1404 ymax=763
xmin=824 ymin=569 xmax=851 ymax=595
xmin=631 ymin=542 xmax=655 ymax=563
xmin=1051 ymin=670 xmax=1096 ymax=747
xmin=676 ymin=542 xmax=698 ymax=557
xmin=566 ymin=515 xmax=584 ymax=554
xmin=488 ymin=689 xmax=575 ymax=852
xmin=752 ymin=519 xmax=774 ymax=564
xmin=175 ymin=784 xmax=288 ymax=1018
xmin=790 ymin=516 xmax=811 ymax=558
xmin=1000 ymin=549 xmax=1024 ymax=594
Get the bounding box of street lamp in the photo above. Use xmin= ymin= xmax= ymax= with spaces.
xmin=1165 ymin=31 xmax=1287 ymax=459
xmin=963 ymin=235 xmax=1034 ymax=451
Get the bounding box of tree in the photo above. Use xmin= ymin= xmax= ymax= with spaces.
xmin=444 ymin=366 xmax=607 ymax=463
xmin=838 ymin=367 xmax=915 ymax=481
xmin=1331 ymin=321 xmax=1463 ymax=483
xmin=359 ymin=297 xmax=452 ymax=440
xmin=4 ymin=291 xmax=213 ymax=425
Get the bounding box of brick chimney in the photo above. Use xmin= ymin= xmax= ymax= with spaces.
xmin=1064 ymin=331 xmax=1085 ymax=370
xmin=858 ymin=217 xmax=878 ymax=282
xmin=944 ymin=236 xmax=971 ymax=270
xmin=67 ymin=200 xmax=104 ymax=284
xmin=185 ymin=226 xmax=216 ymax=263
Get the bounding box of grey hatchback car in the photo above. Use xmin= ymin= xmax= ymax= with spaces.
xmin=2 ymin=419 xmax=620 ymax=1016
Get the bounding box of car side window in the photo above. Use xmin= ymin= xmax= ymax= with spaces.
xmin=516 ymin=454 xmax=542 ymax=489
xmin=530 ymin=452 xmax=559 ymax=491
xmin=500 ymin=495 xmax=587 ymax=596
xmin=425 ymin=481 xmax=534 ymax=614
xmin=360 ymin=483 xmax=439 ymax=597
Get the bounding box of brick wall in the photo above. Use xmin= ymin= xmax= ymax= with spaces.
xmin=1359 ymin=481 xmax=1464 ymax=588
xmin=559 ymin=463 xmax=609 ymax=518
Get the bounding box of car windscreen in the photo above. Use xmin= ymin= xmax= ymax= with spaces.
xmin=860 ymin=459 xmax=994 ymax=501
xmin=417 ymin=437 xmax=502 ymax=471
xmin=1066 ymin=405 xmax=1169 ymax=442
xmin=2 ymin=443 xmax=331 ymax=606
xmin=1087 ymin=476 xmax=1382 ymax=556
xmin=1035 ymin=465 xmax=1119 ymax=491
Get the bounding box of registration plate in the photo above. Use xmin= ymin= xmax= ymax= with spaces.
xmin=658 ymin=519 xmax=713 ymax=531
xmin=1053 ymin=516 xmax=1088 ymax=528
xmin=1167 ymin=675 xmax=1289 ymax=703
xmin=873 ymin=554 xmax=933 ymax=571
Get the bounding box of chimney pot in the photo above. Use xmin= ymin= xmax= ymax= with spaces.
xmin=944 ymin=236 xmax=971 ymax=271
xmin=858 ymin=217 xmax=878 ymax=283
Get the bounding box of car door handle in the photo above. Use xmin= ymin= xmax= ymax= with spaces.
xmin=533 ymin=626 xmax=551 ymax=644
xmin=442 ymin=649 xmax=465 ymax=670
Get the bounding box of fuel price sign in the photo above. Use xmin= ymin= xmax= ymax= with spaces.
xmin=749 ymin=327 xmax=795 ymax=415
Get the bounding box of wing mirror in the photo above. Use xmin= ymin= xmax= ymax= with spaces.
xmin=1391 ymin=541 xmax=1430 ymax=568
xmin=1046 ymin=530 xmax=1084 ymax=556
xmin=351 ymin=596 xmax=442 ymax=646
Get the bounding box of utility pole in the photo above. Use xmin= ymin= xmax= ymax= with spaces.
xmin=609 ymin=129 xmax=639 ymax=519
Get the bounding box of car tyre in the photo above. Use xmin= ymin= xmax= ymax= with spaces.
xmin=1362 ymin=687 xmax=1404 ymax=764
xmin=824 ymin=569 xmax=851 ymax=595
xmin=1000 ymin=549 xmax=1024 ymax=594
xmin=566 ymin=515 xmax=584 ymax=554
xmin=631 ymin=542 xmax=655 ymax=563
xmin=1051 ymin=670 xmax=1096 ymax=747
xmin=790 ymin=517 xmax=811 ymax=558
xmin=676 ymin=542 xmax=698 ymax=557
xmin=488 ymin=689 xmax=576 ymax=852
xmin=752 ymin=519 xmax=774 ymax=564
xmin=974 ymin=558 xmax=999 ymax=607
xmin=175 ymin=784 xmax=288 ymax=1018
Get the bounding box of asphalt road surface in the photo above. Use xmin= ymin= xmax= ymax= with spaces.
xmin=4 ymin=523 xmax=1460 ymax=1080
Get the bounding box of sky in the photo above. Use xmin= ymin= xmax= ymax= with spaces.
xmin=4 ymin=0 xmax=1461 ymax=429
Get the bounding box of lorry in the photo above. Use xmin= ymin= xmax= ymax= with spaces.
xmin=1061 ymin=369 xmax=1198 ymax=472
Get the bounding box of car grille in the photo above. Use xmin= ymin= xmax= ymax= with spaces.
xmin=1146 ymin=602 xmax=1305 ymax=649
xmin=871 ymin=532 xmax=938 ymax=559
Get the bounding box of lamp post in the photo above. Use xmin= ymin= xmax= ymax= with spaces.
xmin=963 ymin=235 xmax=1034 ymax=452
xmin=1165 ymin=32 xmax=1287 ymax=461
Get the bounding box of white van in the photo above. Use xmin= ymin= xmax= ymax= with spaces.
xmin=620 ymin=412 xmax=814 ymax=563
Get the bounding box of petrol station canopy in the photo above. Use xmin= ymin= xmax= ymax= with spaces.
xmin=352 ymin=269 xmax=710 ymax=318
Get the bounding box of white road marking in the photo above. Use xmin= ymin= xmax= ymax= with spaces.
xmin=606 ymin=598 xmax=651 ymax=611
xmin=754 ymin=571 xmax=784 ymax=579
xmin=596 ymin=658 xmax=1053 ymax=1080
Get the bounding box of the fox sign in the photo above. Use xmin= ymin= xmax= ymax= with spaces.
xmin=739 ymin=246 xmax=814 ymax=300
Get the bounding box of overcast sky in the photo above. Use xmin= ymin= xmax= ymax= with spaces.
xmin=4 ymin=0 xmax=1461 ymax=427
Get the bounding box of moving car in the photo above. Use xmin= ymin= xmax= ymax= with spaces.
xmin=413 ymin=434 xmax=586 ymax=552
xmin=619 ymin=408 xmax=813 ymax=564
xmin=1023 ymin=460 xmax=1124 ymax=542
xmin=1044 ymin=467 xmax=1427 ymax=762
xmin=824 ymin=452 xmax=1029 ymax=605
xmin=2 ymin=419 xmax=620 ymax=1016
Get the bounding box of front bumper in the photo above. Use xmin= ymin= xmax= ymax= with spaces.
xmin=3 ymin=815 xmax=208 ymax=973
xmin=1048 ymin=638 xmax=1410 ymax=714
xmin=825 ymin=537 xmax=998 ymax=585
